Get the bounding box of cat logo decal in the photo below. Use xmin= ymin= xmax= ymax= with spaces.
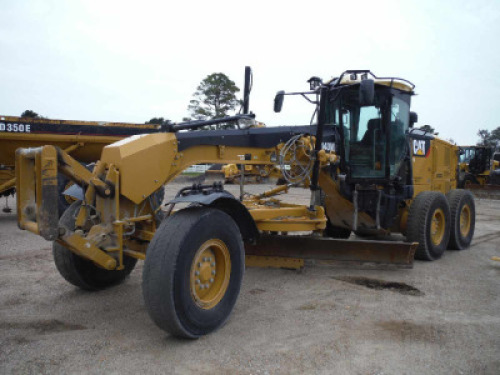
xmin=413 ymin=139 xmax=430 ymax=157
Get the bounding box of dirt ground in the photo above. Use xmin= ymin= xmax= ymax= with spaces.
xmin=1 ymin=183 xmax=499 ymax=375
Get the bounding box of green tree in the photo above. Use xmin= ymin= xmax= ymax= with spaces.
xmin=21 ymin=110 xmax=40 ymax=118
xmin=477 ymin=128 xmax=500 ymax=148
xmin=492 ymin=127 xmax=500 ymax=147
xmin=419 ymin=125 xmax=438 ymax=135
xmin=188 ymin=73 xmax=240 ymax=129
xmin=145 ymin=117 xmax=171 ymax=126
xmin=477 ymin=129 xmax=491 ymax=146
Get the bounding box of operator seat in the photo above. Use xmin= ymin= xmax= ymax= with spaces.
xmin=361 ymin=119 xmax=381 ymax=146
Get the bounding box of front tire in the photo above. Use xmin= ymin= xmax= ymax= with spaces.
xmin=407 ymin=191 xmax=451 ymax=261
xmin=446 ymin=189 xmax=475 ymax=250
xmin=142 ymin=207 xmax=244 ymax=338
xmin=53 ymin=201 xmax=137 ymax=291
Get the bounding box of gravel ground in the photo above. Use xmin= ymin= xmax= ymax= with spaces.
xmin=0 ymin=183 xmax=499 ymax=375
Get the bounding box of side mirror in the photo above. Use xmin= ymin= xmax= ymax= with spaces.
xmin=274 ymin=90 xmax=285 ymax=113
xmin=359 ymin=79 xmax=375 ymax=106
xmin=409 ymin=111 xmax=418 ymax=128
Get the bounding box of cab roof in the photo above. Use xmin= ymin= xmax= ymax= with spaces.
xmin=326 ymin=70 xmax=415 ymax=93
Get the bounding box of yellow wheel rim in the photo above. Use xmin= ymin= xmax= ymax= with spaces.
xmin=430 ymin=208 xmax=445 ymax=246
xmin=459 ymin=204 xmax=471 ymax=238
xmin=190 ymin=239 xmax=231 ymax=310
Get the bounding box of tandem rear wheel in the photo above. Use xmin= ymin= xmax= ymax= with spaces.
xmin=142 ymin=207 xmax=245 ymax=339
xmin=406 ymin=191 xmax=451 ymax=261
xmin=446 ymin=189 xmax=475 ymax=250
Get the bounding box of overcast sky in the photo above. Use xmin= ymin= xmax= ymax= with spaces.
xmin=1 ymin=0 xmax=499 ymax=145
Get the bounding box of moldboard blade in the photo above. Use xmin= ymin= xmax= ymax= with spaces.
xmin=245 ymin=235 xmax=417 ymax=268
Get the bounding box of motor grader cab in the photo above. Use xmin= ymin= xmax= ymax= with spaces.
xmin=15 ymin=68 xmax=475 ymax=339
xmin=275 ymin=70 xmax=474 ymax=262
xmin=318 ymin=72 xmax=417 ymax=232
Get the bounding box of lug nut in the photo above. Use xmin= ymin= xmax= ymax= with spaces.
xmin=198 ymin=262 xmax=202 ymax=267
xmin=205 ymin=284 xmax=210 ymax=288
xmin=195 ymin=271 xmax=200 ymax=276
xmin=211 ymin=262 xmax=216 ymax=267
xmin=196 ymin=280 xmax=200 ymax=284
xmin=210 ymin=278 xmax=214 ymax=283
xmin=212 ymin=270 xmax=216 ymax=275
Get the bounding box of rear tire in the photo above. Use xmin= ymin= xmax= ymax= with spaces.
xmin=407 ymin=191 xmax=451 ymax=261
xmin=446 ymin=189 xmax=475 ymax=250
xmin=53 ymin=201 xmax=137 ymax=291
xmin=142 ymin=207 xmax=244 ymax=338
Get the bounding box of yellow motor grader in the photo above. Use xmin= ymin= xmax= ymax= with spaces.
xmin=16 ymin=69 xmax=475 ymax=338
xmin=203 ymin=119 xmax=282 ymax=185
xmin=205 ymin=163 xmax=282 ymax=184
xmin=457 ymin=145 xmax=500 ymax=198
xmin=0 ymin=115 xmax=160 ymax=213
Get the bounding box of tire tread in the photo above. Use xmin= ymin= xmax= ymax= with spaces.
xmin=446 ymin=189 xmax=475 ymax=250
xmin=142 ymin=207 xmax=244 ymax=338
xmin=407 ymin=191 xmax=450 ymax=261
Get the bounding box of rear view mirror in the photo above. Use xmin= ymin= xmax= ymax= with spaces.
xmin=409 ymin=111 xmax=418 ymax=127
xmin=359 ymin=79 xmax=375 ymax=106
xmin=274 ymin=91 xmax=285 ymax=113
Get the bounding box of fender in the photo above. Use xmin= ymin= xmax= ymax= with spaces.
xmin=169 ymin=185 xmax=259 ymax=243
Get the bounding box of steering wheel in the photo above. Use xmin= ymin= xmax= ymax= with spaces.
xmin=279 ymin=134 xmax=314 ymax=185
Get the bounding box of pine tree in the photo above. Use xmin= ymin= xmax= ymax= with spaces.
xmin=188 ymin=73 xmax=240 ymax=129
